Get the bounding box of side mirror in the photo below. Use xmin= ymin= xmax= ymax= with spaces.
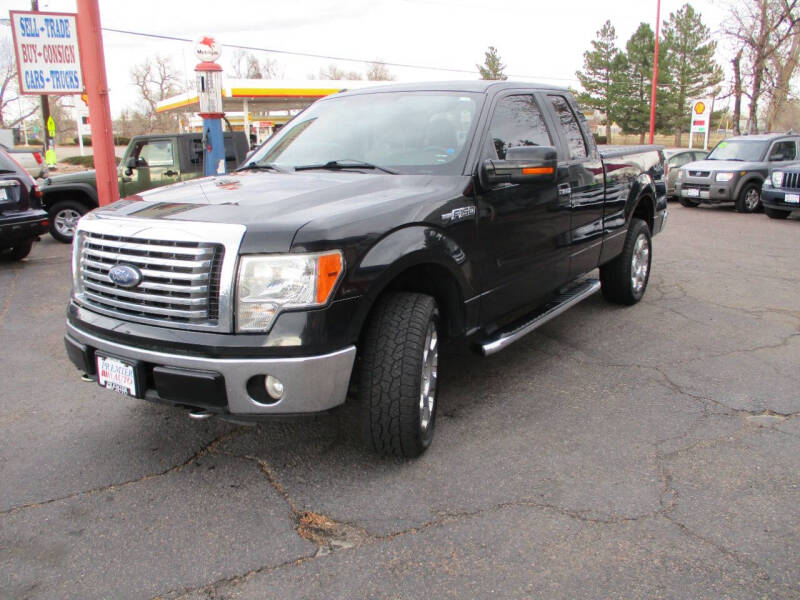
xmin=123 ymin=156 xmax=137 ymax=177
xmin=480 ymin=145 xmax=558 ymax=188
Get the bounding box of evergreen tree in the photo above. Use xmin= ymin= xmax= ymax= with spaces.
xmin=617 ymin=23 xmax=656 ymax=143
xmin=576 ymin=21 xmax=624 ymax=143
xmin=660 ymin=4 xmax=723 ymax=145
xmin=477 ymin=46 xmax=508 ymax=80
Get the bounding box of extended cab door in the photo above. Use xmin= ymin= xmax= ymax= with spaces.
xmin=476 ymin=92 xmax=572 ymax=323
xmin=543 ymin=93 xmax=605 ymax=279
xmin=120 ymin=137 xmax=181 ymax=197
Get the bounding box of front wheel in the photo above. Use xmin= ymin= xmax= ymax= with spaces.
xmin=765 ymin=206 xmax=790 ymax=220
xmin=735 ymin=182 xmax=761 ymax=213
xmin=49 ymin=200 xmax=87 ymax=243
xmin=359 ymin=292 xmax=440 ymax=458
xmin=600 ymin=218 xmax=652 ymax=305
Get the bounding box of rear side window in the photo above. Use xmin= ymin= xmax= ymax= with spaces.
xmin=487 ymin=95 xmax=552 ymax=160
xmin=548 ymin=95 xmax=588 ymax=160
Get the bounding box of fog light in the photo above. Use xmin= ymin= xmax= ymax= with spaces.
xmin=265 ymin=375 xmax=284 ymax=400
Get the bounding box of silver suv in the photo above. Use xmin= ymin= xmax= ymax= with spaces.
xmin=675 ymin=133 xmax=800 ymax=213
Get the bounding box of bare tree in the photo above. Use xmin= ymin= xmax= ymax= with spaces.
xmin=723 ymin=0 xmax=800 ymax=133
xmin=0 ymin=33 xmax=38 ymax=131
xmin=317 ymin=63 xmax=363 ymax=80
xmin=765 ymin=27 xmax=800 ymax=129
xmin=130 ymin=55 xmax=183 ymax=133
xmin=366 ymin=61 xmax=396 ymax=81
xmin=230 ymin=49 xmax=283 ymax=79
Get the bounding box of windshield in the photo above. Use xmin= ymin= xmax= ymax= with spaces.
xmin=247 ymin=91 xmax=483 ymax=175
xmin=707 ymin=140 xmax=767 ymax=162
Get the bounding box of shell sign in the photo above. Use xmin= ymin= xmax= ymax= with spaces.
xmin=690 ymin=99 xmax=712 ymax=134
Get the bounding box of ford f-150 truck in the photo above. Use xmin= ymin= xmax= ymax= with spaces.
xmin=40 ymin=132 xmax=248 ymax=243
xmin=64 ymin=82 xmax=667 ymax=457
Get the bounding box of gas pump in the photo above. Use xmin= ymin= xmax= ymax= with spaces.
xmin=194 ymin=36 xmax=225 ymax=177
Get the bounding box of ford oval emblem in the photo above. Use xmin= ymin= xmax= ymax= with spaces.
xmin=108 ymin=264 xmax=142 ymax=288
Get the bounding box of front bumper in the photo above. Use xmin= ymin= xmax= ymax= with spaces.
xmin=65 ymin=321 xmax=357 ymax=417
xmin=676 ymin=179 xmax=734 ymax=203
xmin=762 ymin=187 xmax=800 ymax=212
xmin=0 ymin=209 xmax=49 ymax=247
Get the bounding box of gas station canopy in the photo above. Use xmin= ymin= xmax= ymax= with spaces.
xmin=156 ymin=78 xmax=387 ymax=143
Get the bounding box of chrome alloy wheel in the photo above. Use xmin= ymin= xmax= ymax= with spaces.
xmin=419 ymin=321 xmax=439 ymax=432
xmin=54 ymin=208 xmax=81 ymax=238
xmin=744 ymin=187 xmax=760 ymax=211
xmin=631 ymin=233 xmax=650 ymax=294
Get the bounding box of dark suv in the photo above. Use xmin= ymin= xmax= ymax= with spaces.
xmin=0 ymin=147 xmax=49 ymax=260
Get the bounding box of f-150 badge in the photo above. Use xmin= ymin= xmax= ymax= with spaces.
xmin=441 ymin=206 xmax=476 ymax=223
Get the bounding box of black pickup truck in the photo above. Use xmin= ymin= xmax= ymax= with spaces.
xmin=64 ymin=82 xmax=666 ymax=457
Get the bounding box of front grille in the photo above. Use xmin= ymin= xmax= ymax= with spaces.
xmin=682 ymin=183 xmax=710 ymax=191
xmin=79 ymin=232 xmax=224 ymax=326
xmin=688 ymin=170 xmax=711 ymax=177
xmin=782 ymin=171 xmax=800 ymax=189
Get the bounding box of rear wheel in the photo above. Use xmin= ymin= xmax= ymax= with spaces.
xmin=735 ymin=182 xmax=761 ymax=213
xmin=49 ymin=200 xmax=87 ymax=243
xmin=678 ymin=196 xmax=700 ymax=207
xmin=765 ymin=206 xmax=790 ymax=219
xmin=8 ymin=239 xmax=34 ymax=260
xmin=600 ymin=218 xmax=652 ymax=306
xmin=359 ymin=292 xmax=439 ymax=458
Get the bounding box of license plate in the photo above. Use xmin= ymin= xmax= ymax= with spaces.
xmin=0 ymin=188 xmax=7 ymax=200
xmin=785 ymin=193 xmax=799 ymax=204
xmin=686 ymin=188 xmax=700 ymax=197
xmin=96 ymin=354 xmax=138 ymax=397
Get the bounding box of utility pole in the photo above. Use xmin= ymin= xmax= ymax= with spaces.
xmin=648 ymin=0 xmax=661 ymax=144
xmin=30 ymin=0 xmax=49 ymax=154
xmin=76 ymin=0 xmax=119 ymax=206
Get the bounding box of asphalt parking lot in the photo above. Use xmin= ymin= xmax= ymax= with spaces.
xmin=1 ymin=203 xmax=799 ymax=599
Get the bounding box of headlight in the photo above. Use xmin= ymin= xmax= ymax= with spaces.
xmin=771 ymin=171 xmax=784 ymax=188
xmin=715 ymin=172 xmax=735 ymax=182
xmin=236 ymin=251 xmax=343 ymax=332
xmin=677 ymin=169 xmax=685 ymax=180
xmin=71 ymin=231 xmax=86 ymax=296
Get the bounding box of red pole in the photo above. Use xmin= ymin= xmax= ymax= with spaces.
xmin=76 ymin=0 xmax=118 ymax=206
xmin=648 ymin=0 xmax=661 ymax=144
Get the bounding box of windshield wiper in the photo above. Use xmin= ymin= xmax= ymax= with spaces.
xmin=293 ymin=159 xmax=398 ymax=174
xmin=236 ymin=162 xmax=288 ymax=173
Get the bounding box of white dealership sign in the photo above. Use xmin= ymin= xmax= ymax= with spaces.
xmin=9 ymin=10 xmax=84 ymax=95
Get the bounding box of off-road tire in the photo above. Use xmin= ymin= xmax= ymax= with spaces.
xmin=764 ymin=206 xmax=790 ymax=219
xmin=49 ymin=200 xmax=87 ymax=243
xmin=678 ymin=196 xmax=700 ymax=207
xmin=8 ymin=239 xmax=34 ymax=260
xmin=600 ymin=218 xmax=652 ymax=306
xmin=735 ymin=182 xmax=761 ymax=213
xmin=359 ymin=292 xmax=439 ymax=458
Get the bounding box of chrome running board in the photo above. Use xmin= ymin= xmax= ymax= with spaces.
xmin=479 ymin=279 xmax=602 ymax=356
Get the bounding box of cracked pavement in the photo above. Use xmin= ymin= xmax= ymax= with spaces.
xmin=1 ymin=204 xmax=799 ymax=599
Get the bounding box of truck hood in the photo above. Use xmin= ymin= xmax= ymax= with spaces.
xmin=683 ymin=159 xmax=765 ymax=172
xmin=91 ymin=170 xmax=469 ymax=253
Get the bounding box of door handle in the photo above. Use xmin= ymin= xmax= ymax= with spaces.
xmin=121 ymin=177 xmax=132 ymax=183
xmin=164 ymin=170 xmax=178 ymax=177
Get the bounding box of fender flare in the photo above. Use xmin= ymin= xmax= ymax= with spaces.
xmin=732 ymin=174 xmax=764 ymax=200
xmin=341 ymin=225 xmax=476 ymax=340
xmin=41 ymin=184 xmax=99 ymax=212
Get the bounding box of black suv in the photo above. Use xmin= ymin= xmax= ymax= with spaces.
xmin=0 ymin=147 xmax=49 ymax=260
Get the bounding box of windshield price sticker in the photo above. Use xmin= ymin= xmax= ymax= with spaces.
xmin=9 ymin=10 xmax=83 ymax=95
xmin=96 ymin=355 xmax=137 ymax=397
